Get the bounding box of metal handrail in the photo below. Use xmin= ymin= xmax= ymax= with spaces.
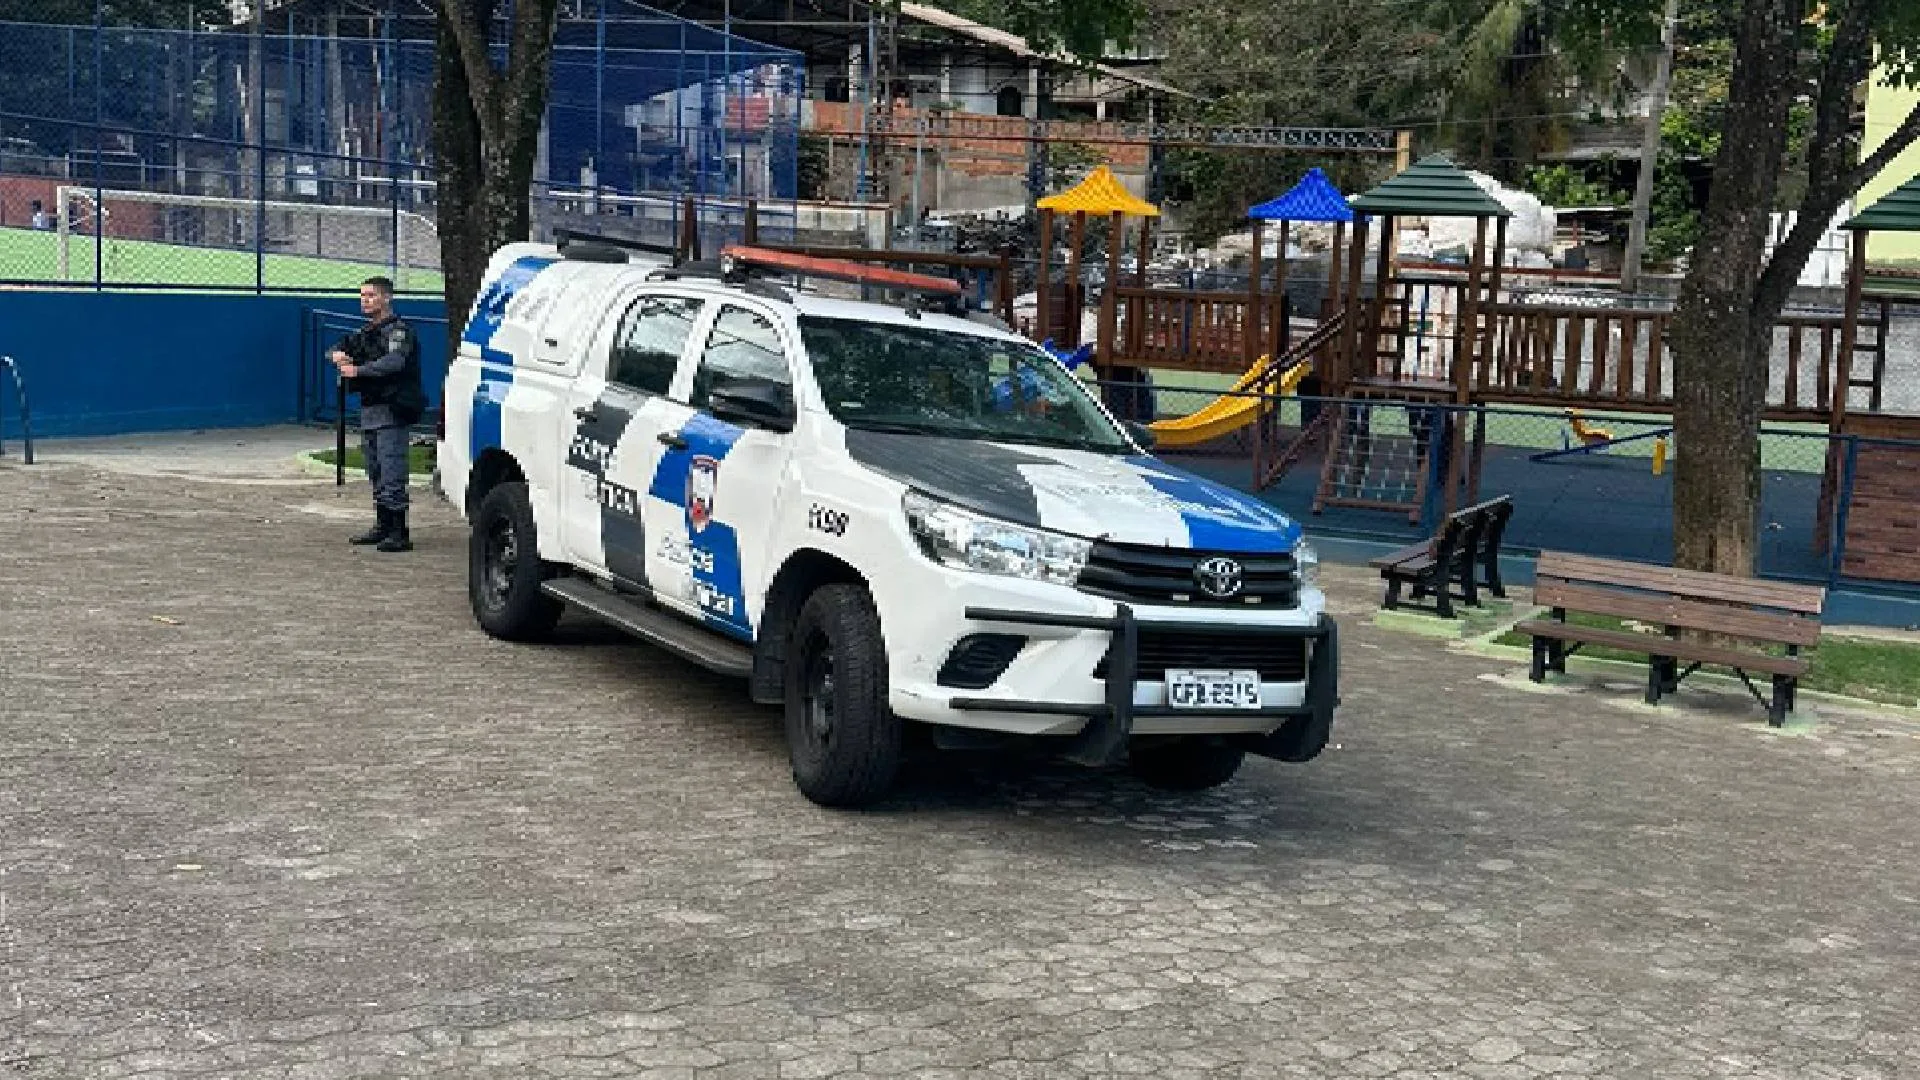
xmin=0 ymin=355 xmax=33 ymax=464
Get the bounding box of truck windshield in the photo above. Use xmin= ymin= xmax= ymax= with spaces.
xmin=798 ymin=317 xmax=1133 ymax=453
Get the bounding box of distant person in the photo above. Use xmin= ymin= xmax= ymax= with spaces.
xmin=29 ymin=200 xmax=51 ymax=230
xmin=330 ymin=276 xmax=424 ymax=552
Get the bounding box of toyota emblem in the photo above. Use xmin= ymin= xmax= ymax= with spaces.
xmin=1193 ymin=556 xmax=1244 ymax=598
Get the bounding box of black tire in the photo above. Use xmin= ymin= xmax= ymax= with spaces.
xmin=783 ymin=583 xmax=901 ymax=808
xmin=469 ymin=481 xmax=564 ymax=641
xmin=1128 ymin=738 xmax=1246 ymax=792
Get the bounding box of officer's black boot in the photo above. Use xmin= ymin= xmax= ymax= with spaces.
xmin=350 ymin=507 xmax=393 ymax=546
xmin=376 ymin=509 xmax=413 ymax=553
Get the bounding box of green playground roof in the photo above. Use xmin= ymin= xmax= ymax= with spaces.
xmin=1350 ymin=154 xmax=1511 ymax=219
xmin=1843 ymin=172 xmax=1920 ymax=232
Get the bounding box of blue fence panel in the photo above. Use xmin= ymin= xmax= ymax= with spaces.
xmin=0 ymin=289 xmax=445 ymax=439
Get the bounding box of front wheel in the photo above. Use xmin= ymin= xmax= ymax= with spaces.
xmin=783 ymin=583 xmax=901 ymax=808
xmin=468 ymin=481 xmax=564 ymax=641
xmin=1128 ymin=737 xmax=1245 ymax=792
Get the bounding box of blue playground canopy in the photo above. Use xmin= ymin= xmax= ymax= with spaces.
xmin=1248 ymin=168 xmax=1354 ymax=222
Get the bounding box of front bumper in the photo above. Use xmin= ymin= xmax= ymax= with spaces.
xmin=946 ymin=604 xmax=1340 ymax=767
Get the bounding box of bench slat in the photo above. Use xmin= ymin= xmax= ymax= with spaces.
xmin=1534 ymin=552 xmax=1825 ymax=614
xmin=1369 ymin=540 xmax=1433 ymax=569
xmin=1533 ymin=579 xmax=1822 ymax=647
xmin=1514 ymin=619 xmax=1811 ymax=677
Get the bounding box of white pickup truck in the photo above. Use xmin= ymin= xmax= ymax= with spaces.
xmin=436 ymin=238 xmax=1338 ymax=808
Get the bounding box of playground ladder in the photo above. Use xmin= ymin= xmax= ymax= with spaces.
xmin=1252 ymin=310 xmax=1348 ymax=490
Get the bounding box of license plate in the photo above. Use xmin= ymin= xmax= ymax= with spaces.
xmin=1165 ymin=669 xmax=1262 ymax=710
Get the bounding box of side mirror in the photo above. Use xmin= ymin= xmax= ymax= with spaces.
xmin=1124 ymin=419 xmax=1157 ymax=451
xmin=708 ymin=376 xmax=796 ymax=433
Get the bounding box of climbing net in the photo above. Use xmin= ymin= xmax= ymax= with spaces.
xmin=1320 ymin=399 xmax=1430 ymax=508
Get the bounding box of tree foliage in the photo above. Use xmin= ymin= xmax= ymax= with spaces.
xmin=941 ymin=0 xmax=1140 ymax=60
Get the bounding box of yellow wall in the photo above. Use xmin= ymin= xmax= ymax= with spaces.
xmin=1861 ymin=68 xmax=1920 ymax=265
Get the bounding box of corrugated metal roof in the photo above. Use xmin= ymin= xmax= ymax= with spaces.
xmin=1036 ymin=164 xmax=1160 ymax=216
xmin=1349 ymin=154 xmax=1511 ymax=219
xmin=898 ymin=2 xmax=1187 ymax=98
xmin=1843 ymin=172 xmax=1920 ymax=232
xmin=1248 ymin=167 xmax=1353 ymax=222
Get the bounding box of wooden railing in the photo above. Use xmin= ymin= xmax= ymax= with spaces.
xmin=1110 ymin=287 xmax=1293 ymax=372
xmin=1342 ymin=294 xmax=1894 ymax=420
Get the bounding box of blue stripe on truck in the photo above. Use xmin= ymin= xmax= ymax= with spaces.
xmin=462 ymin=255 xmax=557 ymax=463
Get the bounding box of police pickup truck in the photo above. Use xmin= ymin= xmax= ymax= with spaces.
xmin=437 ymin=238 xmax=1338 ymax=808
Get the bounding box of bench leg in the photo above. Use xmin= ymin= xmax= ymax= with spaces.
xmin=1550 ymin=640 xmax=1568 ymax=674
xmin=1646 ymin=660 xmax=1664 ymax=705
xmin=1432 ymin=573 xmax=1456 ymax=619
xmin=1483 ymin=556 xmax=1506 ymax=599
xmin=1769 ymin=675 xmax=1791 ymax=727
xmin=1529 ymin=637 xmax=1547 ymax=682
xmin=1383 ymin=576 xmax=1403 ymax=610
xmin=1459 ymin=564 xmax=1480 ymax=608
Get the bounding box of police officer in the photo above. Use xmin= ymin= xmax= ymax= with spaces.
xmin=331 ymin=276 xmax=425 ymax=552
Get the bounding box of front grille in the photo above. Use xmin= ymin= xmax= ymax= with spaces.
xmin=1078 ymin=541 xmax=1299 ymax=608
xmin=1095 ymin=629 xmax=1309 ymax=682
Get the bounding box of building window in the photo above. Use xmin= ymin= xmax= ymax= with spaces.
xmin=996 ymin=86 xmax=1023 ymax=117
xmin=824 ymin=77 xmax=850 ymax=103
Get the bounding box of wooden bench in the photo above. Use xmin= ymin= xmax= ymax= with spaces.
xmin=1515 ymin=552 xmax=1826 ymax=727
xmin=1370 ymin=495 xmax=1512 ymax=618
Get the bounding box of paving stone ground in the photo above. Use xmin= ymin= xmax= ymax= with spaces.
xmin=4 ymin=453 xmax=1920 ymax=1079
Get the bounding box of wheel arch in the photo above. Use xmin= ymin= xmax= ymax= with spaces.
xmin=465 ymin=447 xmax=525 ymax=518
xmin=751 ymin=548 xmax=868 ymax=704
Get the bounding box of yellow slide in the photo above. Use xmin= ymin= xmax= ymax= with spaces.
xmin=1148 ymin=355 xmax=1311 ymax=448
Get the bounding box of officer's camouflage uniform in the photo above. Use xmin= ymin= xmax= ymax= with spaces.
xmin=339 ymin=314 xmax=425 ymax=551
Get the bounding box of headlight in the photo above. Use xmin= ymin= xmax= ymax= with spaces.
xmin=903 ymin=490 xmax=1092 ymax=585
xmin=1295 ymin=539 xmax=1320 ymax=588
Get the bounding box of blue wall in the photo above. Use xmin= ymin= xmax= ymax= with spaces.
xmin=0 ymin=291 xmax=449 ymax=440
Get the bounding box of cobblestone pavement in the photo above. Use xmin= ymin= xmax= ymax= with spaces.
xmin=3 ymin=459 xmax=1919 ymax=1080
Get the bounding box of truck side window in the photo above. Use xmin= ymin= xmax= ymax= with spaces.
xmin=690 ymin=305 xmax=790 ymax=407
xmin=608 ymin=294 xmax=701 ymax=395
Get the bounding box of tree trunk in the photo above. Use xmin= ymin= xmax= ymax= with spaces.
xmin=429 ymin=0 xmax=562 ymax=362
xmin=432 ymin=7 xmax=487 ymax=365
xmin=1668 ymin=0 xmax=1799 ymax=577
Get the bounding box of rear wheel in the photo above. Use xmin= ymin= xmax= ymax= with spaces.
xmin=469 ymin=481 xmax=564 ymax=641
xmin=783 ymin=584 xmax=901 ymax=808
xmin=1128 ymin=738 xmax=1246 ymax=792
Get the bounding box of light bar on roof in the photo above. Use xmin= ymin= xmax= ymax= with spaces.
xmin=719 ymin=245 xmax=965 ymax=298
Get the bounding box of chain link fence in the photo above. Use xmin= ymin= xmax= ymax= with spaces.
xmin=0 ymin=5 xmax=802 ymax=291
xmin=1102 ymin=381 xmax=1914 ymax=587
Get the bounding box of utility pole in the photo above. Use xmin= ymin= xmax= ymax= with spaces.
xmin=1619 ymin=0 xmax=1680 ymax=294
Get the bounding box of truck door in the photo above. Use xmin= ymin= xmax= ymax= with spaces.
xmin=558 ymin=290 xmax=705 ymax=585
xmin=644 ymin=302 xmax=796 ymax=641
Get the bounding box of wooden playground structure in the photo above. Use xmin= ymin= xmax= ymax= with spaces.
xmin=722 ymin=153 xmax=1920 ymax=586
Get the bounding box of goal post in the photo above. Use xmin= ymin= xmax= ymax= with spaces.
xmin=54 ymin=186 xmax=438 ymax=289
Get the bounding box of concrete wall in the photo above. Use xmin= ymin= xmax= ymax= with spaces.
xmin=1861 ymin=70 xmax=1920 ymax=266
xmin=0 ymin=290 xmax=449 ymax=440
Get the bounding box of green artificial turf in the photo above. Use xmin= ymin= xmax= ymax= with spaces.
xmin=315 ymin=444 xmax=436 ymax=476
xmin=0 ymin=226 xmax=443 ymax=292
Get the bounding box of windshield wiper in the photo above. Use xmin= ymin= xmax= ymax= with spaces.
xmin=985 ymin=432 xmax=1129 ymax=453
xmin=843 ymin=419 xmax=970 ymax=436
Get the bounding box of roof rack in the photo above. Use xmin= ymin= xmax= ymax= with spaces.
xmin=554 ymin=228 xmax=680 ymax=264
xmin=646 ymin=259 xmax=793 ymax=303
xmin=720 ymin=245 xmax=964 ymax=299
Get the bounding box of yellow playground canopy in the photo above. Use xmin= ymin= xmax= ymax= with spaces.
xmin=1036 ymin=165 xmax=1160 ymax=217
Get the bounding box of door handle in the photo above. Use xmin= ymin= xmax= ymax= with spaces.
xmin=573 ymin=404 xmax=599 ymax=422
xmin=657 ymin=431 xmax=689 ymax=450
